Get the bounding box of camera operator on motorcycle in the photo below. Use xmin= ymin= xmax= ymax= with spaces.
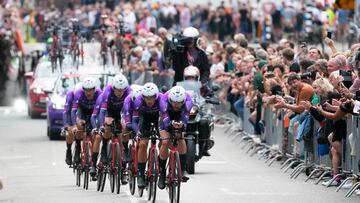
xmin=171 ymin=27 xmax=210 ymax=86
xmin=158 ymin=86 xmax=193 ymax=189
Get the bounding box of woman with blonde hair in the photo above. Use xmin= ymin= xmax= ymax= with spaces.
xmin=312 ymin=77 xmax=334 ymax=96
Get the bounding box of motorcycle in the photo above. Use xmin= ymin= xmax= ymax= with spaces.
xmin=177 ymin=80 xmax=220 ymax=174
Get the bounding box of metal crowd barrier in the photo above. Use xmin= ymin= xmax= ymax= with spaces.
xmin=220 ymin=104 xmax=360 ymax=198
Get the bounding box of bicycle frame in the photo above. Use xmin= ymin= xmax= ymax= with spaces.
xmin=147 ymin=126 xmax=159 ymax=180
xmin=168 ymin=135 xmax=183 ymax=184
xmin=110 ymin=134 xmax=122 ymax=173
xmin=81 ymin=123 xmax=93 ymax=170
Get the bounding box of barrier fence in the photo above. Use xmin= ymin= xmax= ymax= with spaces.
xmin=220 ymin=101 xmax=360 ymax=198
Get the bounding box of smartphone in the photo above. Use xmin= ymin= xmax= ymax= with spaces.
xmin=327 ymin=31 xmax=332 ymax=39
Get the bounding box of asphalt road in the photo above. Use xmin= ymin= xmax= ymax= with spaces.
xmin=0 ymin=107 xmax=359 ymax=203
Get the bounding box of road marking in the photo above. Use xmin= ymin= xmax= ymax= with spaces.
xmin=197 ymin=161 xmax=227 ymax=165
xmin=0 ymin=155 xmax=31 ymax=160
xmin=218 ymin=187 xmax=294 ymax=196
xmin=11 ymin=165 xmax=41 ymax=169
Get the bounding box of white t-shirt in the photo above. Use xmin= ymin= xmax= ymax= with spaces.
xmin=210 ymin=63 xmax=225 ymax=78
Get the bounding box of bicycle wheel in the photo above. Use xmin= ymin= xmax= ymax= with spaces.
xmin=109 ymin=170 xmax=115 ymax=193
xmin=128 ymin=144 xmax=136 ymax=195
xmin=97 ymin=167 xmax=103 ymax=191
xmin=168 ymin=153 xmax=174 ymax=202
xmin=100 ymin=170 xmax=107 ymax=192
xmin=148 ymin=148 xmax=158 ymax=203
xmin=115 ymin=143 xmax=122 ymax=194
xmin=138 ymin=187 xmax=144 ymax=197
xmin=76 ymin=167 xmax=81 ymax=187
xmin=109 ymin=143 xmax=115 ymax=193
xmin=83 ymin=142 xmax=91 ymax=190
xmin=172 ymin=152 xmax=181 ymax=203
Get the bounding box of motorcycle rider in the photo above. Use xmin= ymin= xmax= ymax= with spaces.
xmin=157 ymin=86 xmax=192 ymax=189
xmin=180 ymin=66 xmax=213 ymax=157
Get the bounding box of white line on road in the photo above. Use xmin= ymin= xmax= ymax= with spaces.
xmin=197 ymin=161 xmax=227 ymax=165
xmin=218 ymin=187 xmax=294 ymax=196
xmin=0 ymin=155 xmax=31 ymax=160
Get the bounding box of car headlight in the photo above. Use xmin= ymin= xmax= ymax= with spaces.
xmin=33 ymin=87 xmax=44 ymax=94
xmin=51 ymin=95 xmax=65 ymax=110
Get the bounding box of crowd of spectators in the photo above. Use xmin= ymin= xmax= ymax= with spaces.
xmin=1 ymin=0 xmax=360 ymax=188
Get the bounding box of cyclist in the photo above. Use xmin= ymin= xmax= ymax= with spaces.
xmin=97 ymin=74 xmax=132 ymax=182
xmin=132 ymin=82 xmax=166 ymax=188
xmin=122 ymin=85 xmax=143 ymax=129
xmin=88 ymin=91 xmax=104 ymax=178
xmin=64 ymin=82 xmax=82 ymax=166
xmin=121 ymin=84 xmax=143 ymax=158
xmin=158 ymin=86 xmax=192 ymax=189
xmin=71 ymin=77 xmax=102 ymax=164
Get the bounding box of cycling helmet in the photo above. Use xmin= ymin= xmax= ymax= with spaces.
xmin=82 ymin=77 xmax=97 ymax=89
xmin=168 ymin=86 xmax=186 ymax=103
xmin=112 ymin=74 xmax=128 ymax=90
xmin=183 ymin=27 xmax=199 ymax=38
xmin=130 ymin=84 xmax=142 ymax=100
xmin=184 ymin=65 xmax=200 ymax=79
xmin=142 ymin=82 xmax=159 ymax=97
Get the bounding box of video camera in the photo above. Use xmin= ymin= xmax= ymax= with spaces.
xmin=170 ymin=33 xmax=192 ymax=53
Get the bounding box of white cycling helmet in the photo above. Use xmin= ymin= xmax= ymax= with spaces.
xmin=184 ymin=65 xmax=200 ymax=78
xmin=82 ymin=77 xmax=97 ymax=89
xmin=183 ymin=27 xmax=199 ymax=38
xmin=142 ymin=82 xmax=159 ymax=97
xmin=169 ymin=86 xmax=186 ymax=103
xmin=130 ymin=84 xmax=142 ymax=100
xmin=112 ymin=74 xmax=129 ymax=90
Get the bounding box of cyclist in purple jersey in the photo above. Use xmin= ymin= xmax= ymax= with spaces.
xmin=64 ymin=90 xmax=75 ymax=165
xmin=88 ymin=92 xmax=104 ymax=178
xmin=64 ymin=82 xmax=82 ymax=166
xmin=71 ymin=78 xmax=102 ymax=164
xmin=92 ymin=74 xmax=131 ymax=181
xmin=122 ymin=84 xmax=142 ymax=131
xmin=157 ymin=86 xmax=192 ymax=189
xmin=132 ymin=82 xmax=167 ymax=188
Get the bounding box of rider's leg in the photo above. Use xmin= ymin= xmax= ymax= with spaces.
xmin=158 ymin=130 xmax=170 ymax=189
xmin=100 ymin=117 xmax=113 ymax=163
xmin=65 ymin=125 xmax=75 ymax=165
xmin=178 ymin=138 xmax=189 ymax=181
xmin=137 ymin=138 xmax=149 ymax=188
xmin=90 ymin=133 xmax=102 ymax=176
xmin=121 ymin=119 xmax=130 ymax=161
xmin=74 ymin=119 xmax=85 ymax=163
